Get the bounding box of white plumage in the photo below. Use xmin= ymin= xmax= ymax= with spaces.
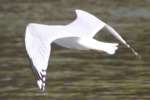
xmin=25 ymin=9 xmax=139 ymax=91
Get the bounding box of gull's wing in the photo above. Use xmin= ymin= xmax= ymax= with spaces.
xmin=25 ymin=24 xmax=50 ymax=91
xmin=104 ymin=24 xmax=140 ymax=58
xmin=65 ymin=9 xmax=106 ymax=37
xmin=25 ymin=23 xmax=79 ymax=91
xmin=70 ymin=9 xmax=140 ymax=57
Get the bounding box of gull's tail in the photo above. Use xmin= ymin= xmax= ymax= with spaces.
xmin=102 ymin=43 xmax=118 ymax=55
xmin=78 ymin=38 xmax=118 ymax=55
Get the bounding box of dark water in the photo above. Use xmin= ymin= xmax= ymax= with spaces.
xmin=0 ymin=0 xmax=150 ymax=100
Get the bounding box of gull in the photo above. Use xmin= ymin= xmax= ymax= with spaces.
xmin=25 ymin=9 xmax=140 ymax=91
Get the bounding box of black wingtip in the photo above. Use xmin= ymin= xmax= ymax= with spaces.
xmin=26 ymin=54 xmax=47 ymax=91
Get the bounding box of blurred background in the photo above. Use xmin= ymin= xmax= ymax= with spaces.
xmin=0 ymin=0 xmax=150 ymax=100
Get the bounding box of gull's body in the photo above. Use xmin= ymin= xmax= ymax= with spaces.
xmin=25 ymin=9 xmax=139 ymax=91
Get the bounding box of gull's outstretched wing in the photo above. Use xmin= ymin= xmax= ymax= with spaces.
xmin=25 ymin=23 xmax=79 ymax=91
xmin=104 ymin=24 xmax=140 ymax=58
xmin=25 ymin=24 xmax=50 ymax=91
xmin=65 ymin=9 xmax=106 ymax=37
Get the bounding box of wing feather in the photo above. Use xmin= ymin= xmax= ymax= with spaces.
xmin=25 ymin=24 xmax=51 ymax=91
xmin=25 ymin=23 xmax=80 ymax=91
xmin=66 ymin=9 xmax=106 ymax=37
